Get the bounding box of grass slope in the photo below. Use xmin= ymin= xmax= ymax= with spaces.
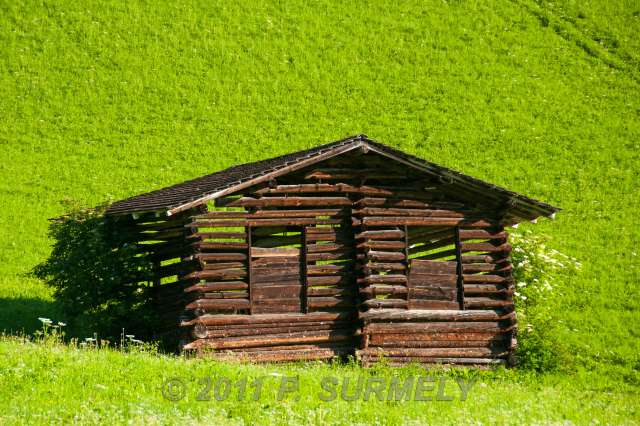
xmin=0 ymin=0 xmax=638 ymax=423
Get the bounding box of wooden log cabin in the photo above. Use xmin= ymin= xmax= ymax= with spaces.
xmin=105 ymin=135 xmax=559 ymax=367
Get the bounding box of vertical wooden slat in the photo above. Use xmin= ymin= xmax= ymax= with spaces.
xmin=301 ymin=226 xmax=309 ymax=314
xmin=247 ymin=224 xmax=253 ymax=314
xmin=454 ymin=226 xmax=464 ymax=310
xmin=403 ymin=224 xmax=410 ymax=309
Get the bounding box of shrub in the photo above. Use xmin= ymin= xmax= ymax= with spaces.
xmin=510 ymin=230 xmax=581 ymax=372
xmin=32 ymin=202 xmax=156 ymax=340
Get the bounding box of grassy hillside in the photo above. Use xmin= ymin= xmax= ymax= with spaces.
xmin=0 ymin=0 xmax=638 ymax=423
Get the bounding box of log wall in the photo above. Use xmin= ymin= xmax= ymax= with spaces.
xmin=116 ymin=151 xmax=517 ymax=365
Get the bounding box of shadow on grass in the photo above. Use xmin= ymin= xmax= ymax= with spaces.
xmin=0 ymin=296 xmax=63 ymax=335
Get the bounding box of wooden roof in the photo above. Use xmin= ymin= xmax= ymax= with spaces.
xmin=105 ymin=135 xmax=559 ymax=222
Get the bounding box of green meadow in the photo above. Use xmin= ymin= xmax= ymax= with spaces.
xmin=0 ymin=0 xmax=638 ymax=424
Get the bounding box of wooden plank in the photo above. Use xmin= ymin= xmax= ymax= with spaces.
xmin=458 ymin=229 xmax=507 ymax=240
xmin=251 ymin=247 xmax=300 ymax=258
xmin=202 ymin=262 xmax=246 ymax=270
xmin=409 ymin=287 xmax=458 ymax=300
xmin=360 ymin=309 xmax=514 ymax=322
xmin=356 ymin=197 xmax=465 ymax=210
xmin=252 ymin=285 xmax=302 ymax=300
xmin=454 ymin=226 xmax=464 ymax=310
xmin=355 ymin=229 xmax=405 ymax=240
xmin=184 ymin=330 xmax=355 ymax=350
xmin=193 ymin=253 xmax=247 ymax=262
xmin=409 ymin=273 xmax=457 ymax=285
xmin=185 ymin=299 xmax=251 ymax=310
xmin=359 ymin=274 xmax=407 ymax=285
xmin=184 ymin=281 xmax=248 ymax=292
xmin=410 ymin=260 xmax=457 ymax=273
xmin=357 ymin=347 xmax=506 ymax=358
xmin=362 ymin=299 xmax=408 ymax=309
xmin=365 ymin=251 xmax=406 ymax=262
xmin=357 ymin=240 xmax=406 ymax=250
xmin=364 ymin=321 xmax=513 ymax=334
xmin=195 ymin=209 xmax=345 ymax=219
xmin=301 ymin=226 xmax=308 ymax=314
xmin=307 ymin=297 xmax=354 ymax=309
xmin=359 ymin=217 xmax=495 ymax=228
xmin=254 ymin=183 xmax=393 ymax=196
xmin=353 ymin=208 xmax=468 ymax=218
xmin=218 ymin=196 xmax=352 ymax=208
xmin=182 ymin=312 xmax=354 ymax=326
xmin=463 ymin=274 xmax=510 ymax=284
xmin=461 ymin=242 xmax=512 ymax=253
xmin=185 ymin=269 xmax=247 ymax=280
xmin=408 ymin=300 xmax=460 ymax=309
xmin=464 ymin=298 xmax=514 ymax=309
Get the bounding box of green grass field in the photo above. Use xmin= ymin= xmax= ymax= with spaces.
xmin=0 ymin=0 xmax=638 ymax=424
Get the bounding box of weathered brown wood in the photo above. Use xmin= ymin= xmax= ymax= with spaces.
xmin=306 ymin=243 xmax=351 ymax=254
xmin=252 ymin=285 xmax=302 ymax=300
xmin=360 ymin=285 xmax=408 ymax=297
xmin=307 ymin=297 xmax=354 ymax=309
xmin=195 ymin=209 xmax=345 ymax=219
xmin=458 ymin=229 xmax=507 ymax=240
xmin=460 ymin=255 xmax=509 ymax=264
xmin=356 ymin=197 xmax=465 ymax=210
xmin=464 ymin=298 xmax=514 ymax=309
xmin=307 ymin=275 xmax=351 ymax=286
xmin=461 ymin=242 xmax=511 ymax=253
xmin=360 ymin=262 xmax=407 ymax=273
xmin=362 ymin=299 xmax=408 ymax=309
xmin=362 ymin=358 xmax=506 ymax=366
xmin=409 ymin=273 xmax=457 ymax=285
xmin=364 ymin=321 xmax=514 ymax=334
xmin=409 ymin=287 xmax=458 ymax=299
xmin=195 ymin=324 xmax=355 ymax=338
xmin=186 ymin=299 xmax=251 ymax=310
xmin=359 ymin=309 xmax=515 ymax=323
xmin=464 ymin=285 xmax=512 ymax=295
xmin=364 ymin=251 xmax=406 ymax=262
xmin=355 ymin=229 xmax=405 ymax=240
xmin=305 ymin=168 xmax=407 ymax=180
xmin=357 ymin=240 xmax=406 ymax=250
xmin=372 ymin=340 xmax=506 ymax=348
xmin=358 ymin=274 xmax=407 ymax=285
xmin=182 ymin=312 xmax=353 ymax=326
xmin=307 ymin=251 xmax=354 ymax=262
xmin=185 ymin=269 xmax=247 ymax=280
xmin=357 ymin=217 xmax=495 ymax=227
xmin=201 ymin=291 xmax=249 ymax=299
xmin=462 ymin=263 xmax=513 ymax=273
xmin=357 ymin=347 xmax=507 ymax=358
xmin=251 ymin=247 xmax=300 ymax=258
xmin=184 ymin=281 xmax=249 ymax=292
xmin=193 ymin=348 xmax=353 ymax=362
xmin=308 ymin=287 xmax=355 ymax=297
xmin=410 ymin=260 xmax=457 ymax=273
xmin=217 ymin=196 xmax=352 ymax=208
xmin=369 ymin=331 xmax=508 ymax=343
xmin=463 ymin=274 xmax=510 ymax=284
xmin=254 ymin=183 xmax=395 ymax=196
xmin=193 ymin=253 xmax=247 ymax=262
xmin=199 ymin=320 xmax=355 ymax=331
xmin=184 ymin=329 xmax=355 ymax=350
xmin=354 ymin=208 xmax=471 ymax=218
xmin=408 ymin=300 xmax=460 ymax=309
